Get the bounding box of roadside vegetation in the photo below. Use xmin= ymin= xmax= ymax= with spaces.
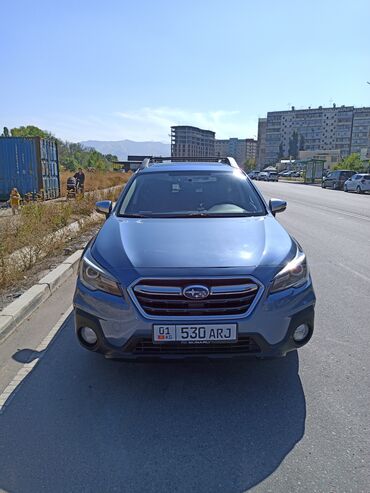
xmin=60 ymin=169 xmax=129 ymax=195
xmin=333 ymin=153 xmax=369 ymax=172
xmin=0 ymin=180 xmax=130 ymax=292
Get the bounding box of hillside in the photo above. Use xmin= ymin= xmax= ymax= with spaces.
xmin=80 ymin=139 xmax=171 ymax=160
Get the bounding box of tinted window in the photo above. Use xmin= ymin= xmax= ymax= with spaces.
xmin=119 ymin=170 xmax=266 ymax=217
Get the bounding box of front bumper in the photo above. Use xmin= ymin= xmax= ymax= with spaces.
xmin=73 ymin=279 xmax=316 ymax=360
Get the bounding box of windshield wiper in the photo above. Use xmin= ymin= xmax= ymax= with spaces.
xmin=120 ymin=213 xmax=151 ymax=218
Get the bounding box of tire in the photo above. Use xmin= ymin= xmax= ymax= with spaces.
xmin=344 ymin=185 xmax=348 ymax=192
xmin=321 ymin=182 xmax=326 ymax=188
xmin=356 ymin=186 xmax=363 ymax=194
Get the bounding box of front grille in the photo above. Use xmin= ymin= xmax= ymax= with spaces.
xmin=130 ymin=277 xmax=261 ymax=318
xmin=129 ymin=336 xmax=261 ymax=355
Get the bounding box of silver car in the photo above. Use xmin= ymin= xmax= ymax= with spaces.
xmin=344 ymin=173 xmax=370 ymax=194
xmin=257 ymin=172 xmax=269 ymax=181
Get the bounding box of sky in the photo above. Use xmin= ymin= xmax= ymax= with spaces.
xmin=1 ymin=0 xmax=369 ymax=143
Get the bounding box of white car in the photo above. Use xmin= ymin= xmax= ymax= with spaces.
xmin=344 ymin=173 xmax=370 ymax=194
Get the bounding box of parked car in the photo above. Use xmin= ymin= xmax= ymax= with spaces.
xmin=73 ymin=157 xmax=315 ymax=360
xmin=248 ymin=171 xmax=259 ymax=180
xmin=344 ymin=173 xmax=370 ymax=194
xmin=322 ymin=170 xmax=355 ymax=190
xmin=267 ymin=171 xmax=278 ymax=182
xmin=257 ymin=171 xmax=269 ymax=181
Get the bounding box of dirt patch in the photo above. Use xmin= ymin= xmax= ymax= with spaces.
xmin=0 ymin=223 xmax=101 ymax=312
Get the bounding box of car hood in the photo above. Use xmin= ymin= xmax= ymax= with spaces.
xmin=91 ymin=215 xmax=295 ymax=277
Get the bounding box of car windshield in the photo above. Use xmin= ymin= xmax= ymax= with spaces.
xmin=118 ymin=170 xmax=266 ymax=217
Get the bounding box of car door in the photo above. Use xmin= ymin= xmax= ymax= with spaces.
xmin=363 ymin=175 xmax=370 ymax=191
xmin=347 ymin=174 xmax=356 ymax=191
xmin=325 ymin=172 xmax=334 ymax=187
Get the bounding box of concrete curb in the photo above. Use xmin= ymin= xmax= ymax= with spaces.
xmin=0 ymin=249 xmax=83 ymax=343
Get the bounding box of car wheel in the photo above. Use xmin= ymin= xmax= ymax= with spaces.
xmin=356 ymin=186 xmax=363 ymax=194
xmin=321 ymin=182 xmax=326 ymax=188
xmin=344 ymin=185 xmax=348 ymax=192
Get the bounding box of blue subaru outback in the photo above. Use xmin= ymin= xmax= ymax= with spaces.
xmin=73 ymin=157 xmax=315 ymax=359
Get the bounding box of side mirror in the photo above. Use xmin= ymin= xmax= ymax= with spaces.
xmin=95 ymin=200 xmax=112 ymax=218
xmin=269 ymin=198 xmax=287 ymax=216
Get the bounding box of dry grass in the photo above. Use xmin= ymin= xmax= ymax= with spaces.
xmin=60 ymin=170 xmax=131 ymax=196
xmin=0 ymin=173 xmax=131 ymax=292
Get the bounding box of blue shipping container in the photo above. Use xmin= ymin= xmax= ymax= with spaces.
xmin=0 ymin=137 xmax=60 ymax=201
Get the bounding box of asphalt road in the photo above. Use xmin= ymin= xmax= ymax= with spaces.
xmin=0 ymin=182 xmax=369 ymax=492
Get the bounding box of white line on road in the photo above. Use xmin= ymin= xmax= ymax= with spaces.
xmin=336 ymin=262 xmax=370 ymax=284
xmin=0 ymin=306 xmax=73 ymax=413
xmin=288 ymin=199 xmax=370 ymax=222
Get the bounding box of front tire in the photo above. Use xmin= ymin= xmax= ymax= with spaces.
xmin=344 ymin=185 xmax=348 ymax=192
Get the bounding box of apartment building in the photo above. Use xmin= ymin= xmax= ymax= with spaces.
xmin=171 ymin=126 xmax=215 ymax=158
xmin=214 ymin=138 xmax=257 ymax=166
xmin=259 ymin=105 xmax=370 ymax=165
xmin=351 ymin=107 xmax=370 ymax=153
xmin=256 ymin=118 xmax=267 ymax=169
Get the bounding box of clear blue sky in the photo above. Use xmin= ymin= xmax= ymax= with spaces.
xmin=1 ymin=0 xmax=369 ymax=142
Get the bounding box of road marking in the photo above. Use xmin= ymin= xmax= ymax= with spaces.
xmin=288 ymin=199 xmax=370 ymax=222
xmin=336 ymin=262 xmax=370 ymax=284
xmin=0 ymin=306 xmax=73 ymax=413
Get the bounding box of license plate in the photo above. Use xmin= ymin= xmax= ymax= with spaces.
xmin=153 ymin=324 xmax=237 ymax=343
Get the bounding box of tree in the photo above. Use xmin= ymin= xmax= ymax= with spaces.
xmin=277 ymin=142 xmax=284 ymax=160
xmin=1 ymin=127 xmax=10 ymax=137
xmin=10 ymin=125 xmax=54 ymax=139
xmin=105 ymin=153 xmax=118 ymax=162
xmin=243 ymin=158 xmax=256 ymax=171
xmin=299 ymin=134 xmax=305 ymax=151
xmin=334 ymin=153 xmax=364 ymax=172
xmin=288 ymin=131 xmax=299 ymax=159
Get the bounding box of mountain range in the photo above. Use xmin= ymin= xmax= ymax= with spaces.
xmin=80 ymin=140 xmax=170 ymax=160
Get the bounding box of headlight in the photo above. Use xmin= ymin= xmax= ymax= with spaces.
xmin=270 ymin=248 xmax=309 ymax=293
xmin=79 ymin=256 xmax=122 ymax=296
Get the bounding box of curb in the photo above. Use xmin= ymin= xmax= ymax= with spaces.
xmin=0 ymin=249 xmax=83 ymax=344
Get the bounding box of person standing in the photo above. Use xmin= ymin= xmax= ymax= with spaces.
xmin=74 ymin=168 xmax=85 ymax=193
xmin=9 ymin=188 xmax=21 ymax=215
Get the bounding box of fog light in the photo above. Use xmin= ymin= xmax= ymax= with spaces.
xmin=80 ymin=326 xmax=98 ymax=345
xmin=293 ymin=324 xmax=309 ymax=342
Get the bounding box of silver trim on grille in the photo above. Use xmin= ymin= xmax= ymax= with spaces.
xmin=128 ymin=276 xmax=264 ymax=320
xmin=210 ymin=283 xmax=258 ymax=295
xmin=134 ymin=285 xmax=182 ymax=296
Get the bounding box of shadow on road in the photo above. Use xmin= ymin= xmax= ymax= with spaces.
xmin=0 ymin=318 xmax=306 ymax=493
xmin=12 ymin=348 xmax=44 ymax=364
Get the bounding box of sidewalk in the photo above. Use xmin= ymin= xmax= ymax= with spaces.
xmin=0 ymin=272 xmax=75 ymax=396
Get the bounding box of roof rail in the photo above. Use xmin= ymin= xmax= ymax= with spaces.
xmin=138 ymin=156 xmax=240 ymax=170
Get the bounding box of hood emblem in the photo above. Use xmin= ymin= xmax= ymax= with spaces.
xmin=183 ymin=285 xmax=210 ymax=300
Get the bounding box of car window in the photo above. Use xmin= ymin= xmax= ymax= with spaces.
xmin=118 ymin=170 xmax=267 ymax=217
xmin=364 ymin=175 xmax=370 ymax=180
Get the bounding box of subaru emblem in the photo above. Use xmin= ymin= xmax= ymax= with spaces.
xmin=183 ymin=285 xmax=210 ymax=300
